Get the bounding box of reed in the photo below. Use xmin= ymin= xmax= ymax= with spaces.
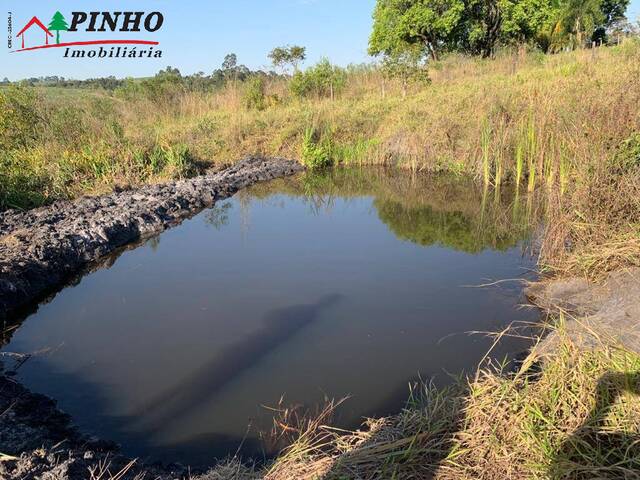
xmin=480 ymin=120 xmax=492 ymax=186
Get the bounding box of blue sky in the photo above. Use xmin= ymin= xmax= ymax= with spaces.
xmin=2 ymin=0 xmax=639 ymax=81
xmin=2 ymin=0 xmax=376 ymax=81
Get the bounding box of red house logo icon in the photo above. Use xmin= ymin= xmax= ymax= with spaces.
xmin=16 ymin=16 xmax=53 ymax=49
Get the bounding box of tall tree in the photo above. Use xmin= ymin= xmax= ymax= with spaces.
xmin=465 ymin=0 xmax=503 ymax=57
xmin=369 ymin=0 xmax=466 ymax=61
xmin=222 ymin=53 xmax=238 ymax=71
xmin=593 ymin=0 xmax=630 ymax=42
xmin=499 ymin=0 xmax=561 ymax=50
xmin=48 ymin=11 xmax=68 ymax=44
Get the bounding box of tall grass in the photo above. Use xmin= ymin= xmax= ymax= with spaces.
xmin=1 ymin=42 xmax=639 ymax=276
xmin=205 ymin=318 xmax=640 ymax=480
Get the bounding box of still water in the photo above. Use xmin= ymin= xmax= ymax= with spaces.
xmin=3 ymin=168 xmax=540 ymax=466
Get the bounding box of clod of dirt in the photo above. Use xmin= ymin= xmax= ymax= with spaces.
xmin=527 ymin=268 xmax=640 ymax=354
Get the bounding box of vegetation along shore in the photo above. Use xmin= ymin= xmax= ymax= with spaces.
xmin=1 ymin=0 xmax=640 ymax=478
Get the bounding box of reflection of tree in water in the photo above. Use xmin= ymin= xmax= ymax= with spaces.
xmin=245 ymin=167 xmax=539 ymax=254
xmin=375 ymin=198 xmax=528 ymax=254
xmin=145 ymin=235 xmax=161 ymax=252
xmin=204 ymin=201 xmax=232 ymax=230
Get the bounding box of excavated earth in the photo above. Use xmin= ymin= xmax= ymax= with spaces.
xmin=0 ymin=156 xmax=302 ymax=479
xmin=527 ymin=267 xmax=640 ymax=355
xmin=0 ymin=156 xmax=302 ymax=321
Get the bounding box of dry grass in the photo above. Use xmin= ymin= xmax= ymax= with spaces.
xmin=222 ymin=319 xmax=640 ymax=480
xmin=4 ymin=42 xmax=638 ymax=275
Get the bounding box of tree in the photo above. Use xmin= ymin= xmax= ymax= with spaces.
xmin=593 ymin=0 xmax=631 ymax=42
xmin=222 ymin=53 xmax=237 ymax=71
xmin=268 ymin=45 xmax=307 ymax=74
xmin=499 ymin=0 xmax=561 ymax=50
xmin=369 ymin=0 xmax=466 ymax=61
xmin=381 ymin=47 xmax=430 ymax=97
xmin=48 ymin=11 xmax=68 ymax=44
xmin=369 ymin=0 xmax=631 ymax=60
xmin=561 ymin=0 xmax=604 ymax=47
xmin=290 ymin=58 xmax=346 ymax=99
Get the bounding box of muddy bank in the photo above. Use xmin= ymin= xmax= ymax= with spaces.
xmin=0 ymin=366 xmax=184 ymax=479
xmin=527 ymin=268 xmax=640 ymax=354
xmin=0 ymin=156 xmax=303 ymax=321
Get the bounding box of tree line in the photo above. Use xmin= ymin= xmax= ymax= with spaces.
xmin=369 ymin=0 xmax=633 ymax=62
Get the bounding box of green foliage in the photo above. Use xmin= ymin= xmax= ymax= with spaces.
xmin=0 ymin=150 xmax=48 ymax=210
xmin=369 ymin=0 xmax=465 ymax=61
xmin=369 ymin=0 xmax=632 ymax=60
xmin=222 ymin=53 xmax=237 ymax=71
xmin=301 ymin=127 xmax=333 ymax=169
xmin=331 ymin=138 xmax=381 ymax=164
xmin=139 ymin=143 xmax=196 ymax=178
xmin=612 ymin=132 xmax=640 ymax=173
xmin=268 ymin=45 xmax=307 ymax=73
xmin=0 ymin=86 xmax=41 ymax=150
xmin=381 ymin=47 xmax=430 ymax=88
xmin=290 ymin=58 xmax=346 ymax=99
xmin=243 ymin=76 xmax=267 ymax=110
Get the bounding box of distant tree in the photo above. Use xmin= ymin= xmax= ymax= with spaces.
xmin=268 ymin=45 xmax=306 ymax=74
xmin=222 ymin=53 xmax=238 ymax=71
xmin=288 ymin=45 xmax=306 ymax=71
xmin=48 ymin=11 xmax=68 ymax=44
xmin=290 ymin=57 xmax=346 ymax=100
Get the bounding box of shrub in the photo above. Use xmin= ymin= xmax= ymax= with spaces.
xmin=613 ymin=132 xmax=640 ymax=173
xmin=242 ymin=76 xmax=266 ymax=110
xmin=0 ymin=86 xmax=42 ymax=150
xmin=290 ymin=58 xmax=346 ymax=99
xmin=301 ymin=127 xmax=332 ymax=169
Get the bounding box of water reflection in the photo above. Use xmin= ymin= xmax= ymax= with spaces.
xmin=2 ymin=167 xmax=541 ymax=467
xmin=246 ymin=168 xmax=538 ymax=253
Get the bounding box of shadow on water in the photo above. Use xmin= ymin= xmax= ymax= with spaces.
xmin=132 ymin=294 xmax=344 ymax=433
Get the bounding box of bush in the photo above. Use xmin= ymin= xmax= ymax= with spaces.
xmin=290 ymin=58 xmax=346 ymax=99
xmin=141 ymin=143 xmax=197 ymax=179
xmin=613 ymin=132 xmax=640 ymax=173
xmin=301 ymin=127 xmax=332 ymax=169
xmin=0 ymin=86 xmax=42 ymax=150
xmin=242 ymin=76 xmax=266 ymax=110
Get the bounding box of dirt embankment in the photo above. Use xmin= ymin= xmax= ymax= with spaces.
xmin=0 ymin=156 xmax=303 ymax=321
xmin=527 ymin=268 xmax=640 ymax=354
xmin=0 ymin=156 xmax=303 ymax=480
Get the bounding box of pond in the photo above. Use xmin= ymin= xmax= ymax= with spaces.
xmin=2 ymin=168 xmax=541 ymax=467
